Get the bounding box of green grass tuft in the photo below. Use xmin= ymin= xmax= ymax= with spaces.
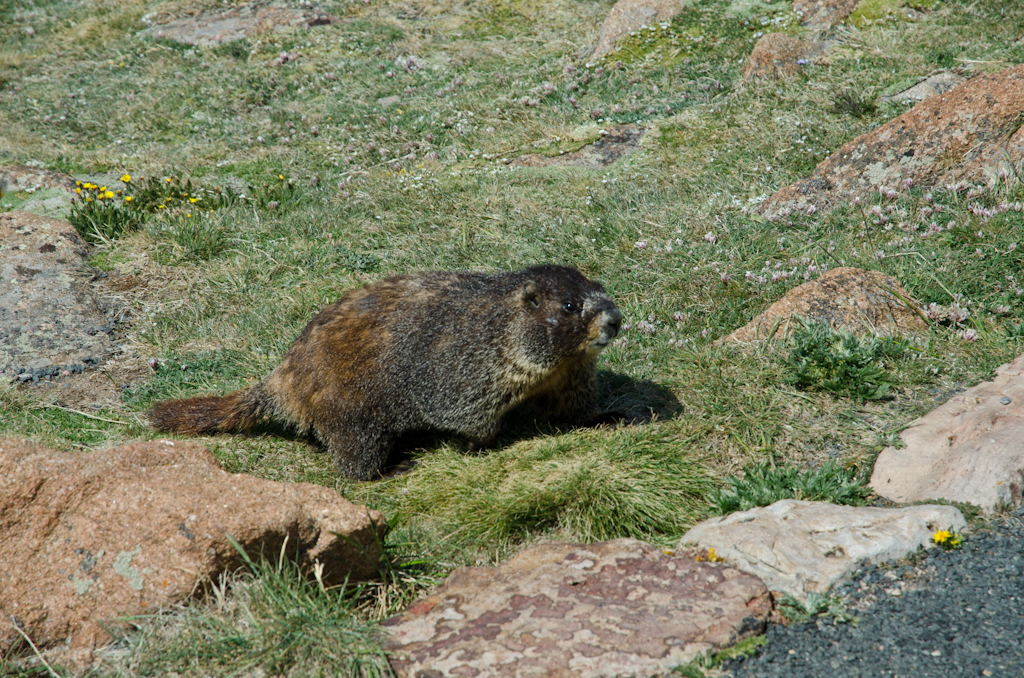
xmin=397 ymin=428 xmax=714 ymax=545
xmin=711 ymin=460 xmax=871 ymax=514
xmin=119 ymin=541 xmax=392 ymax=677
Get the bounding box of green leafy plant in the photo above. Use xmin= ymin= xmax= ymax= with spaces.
xmin=777 ymin=592 xmax=858 ymax=625
xmin=785 ymin=320 xmax=908 ymax=402
xmin=711 ymin=460 xmax=871 ymax=514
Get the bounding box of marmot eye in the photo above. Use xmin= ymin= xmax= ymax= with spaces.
xmin=562 ymin=302 xmax=577 ymax=313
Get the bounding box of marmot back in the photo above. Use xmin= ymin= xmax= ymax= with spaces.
xmin=149 ymin=264 xmax=622 ymax=479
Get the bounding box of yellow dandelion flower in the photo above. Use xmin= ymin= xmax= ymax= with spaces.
xmin=76 ymin=180 xmax=82 ymax=187
xmin=85 ymin=197 xmax=92 ymax=202
xmin=121 ymin=173 xmax=131 ymax=183
xmin=125 ymin=196 xmax=133 ymax=202
xmin=165 ymin=177 xmax=171 ymax=183
xmin=75 ymin=187 xmax=82 ymax=194
xmin=84 ymin=182 xmax=96 ymax=189
xmin=186 ymin=213 xmax=192 ymax=218
xmin=278 ymin=174 xmax=284 ymax=180
xmin=189 ymin=197 xmax=198 ymax=203
xmin=157 ymin=204 xmax=165 ymax=209
xmin=105 ymin=190 xmax=114 ymax=199
xmin=933 ymin=530 xmax=952 ymax=545
xmin=100 ymin=186 xmax=107 ymax=191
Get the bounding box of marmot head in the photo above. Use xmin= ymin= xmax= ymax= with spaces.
xmin=516 ymin=265 xmax=622 ymax=367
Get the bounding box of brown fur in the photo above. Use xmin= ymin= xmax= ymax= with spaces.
xmin=149 ymin=264 xmax=622 ymax=480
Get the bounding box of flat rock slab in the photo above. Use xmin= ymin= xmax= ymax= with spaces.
xmin=882 ymin=70 xmax=966 ymax=104
xmin=0 ymin=438 xmax=385 ymax=667
xmin=590 ymin=0 xmax=683 ymax=62
xmin=722 ymin=267 xmax=926 ymax=342
xmin=140 ymin=1 xmax=334 ymax=47
xmin=383 ymin=538 xmax=770 ymax=678
xmin=680 ymin=500 xmax=967 ymax=600
xmin=0 ymin=165 xmax=77 ymax=218
xmin=871 ymin=353 xmax=1024 ymax=511
xmin=0 ymin=211 xmax=116 ymax=381
xmin=513 ymin=126 xmax=645 ymax=169
xmin=743 ymin=33 xmax=829 ymax=80
xmin=759 ymin=63 xmax=1024 ymax=217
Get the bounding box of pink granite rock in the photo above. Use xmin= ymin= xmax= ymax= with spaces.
xmin=722 ymin=267 xmax=927 ymax=342
xmin=871 ymin=353 xmax=1024 ymax=511
xmin=0 ymin=438 xmax=385 ymax=667
xmin=743 ymin=33 xmax=828 ymax=80
xmin=759 ymin=64 xmax=1024 ymax=217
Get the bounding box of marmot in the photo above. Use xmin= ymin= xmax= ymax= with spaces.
xmin=149 ymin=264 xmax=623 ymax=480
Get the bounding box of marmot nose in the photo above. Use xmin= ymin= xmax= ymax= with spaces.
xmin=604 ymin=307 xmax=623 ymax=338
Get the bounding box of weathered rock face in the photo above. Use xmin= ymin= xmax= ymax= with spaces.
xmin=0 ymin=438 xmax=385 ymax=666
xmin=383 ymin=539 xmax=770 ymax=678
xmin=722 ymin=267 xmax=927 ymax=342
xmin=590 ymin=0 xmax=683 ymax=62
xmin=680 ymin=500 xmax=967 ymax=600
xmin=513 ymin=126 xmax=645 ymax=169
xmin=139 ymin=1 xmax=335 ymax=47
xmin=871 ymin=353 xmax=1024 ymax=511
xmin=759 ymin=64 xmax=1024 ymax=217
xmin=0 ymin=165 xmax=77 ymax=217
xmin=743 ymin=33 xmax=828 ymax=79
xmin=0 ymin=211 xmax=116 ymax=381
xmin=793 ymin=0 xmax=860 ymax=27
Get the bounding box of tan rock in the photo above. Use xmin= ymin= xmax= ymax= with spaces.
xmin=0 ymin=211 xmax=115 ymax=381
xmin=722 ymin=267 xmax=927 ymax=342
xmin=793 ymin=0 xmax=860 ymax=27
xmin=743 ymin=33 xmax=828 ymax=80
xmin=759 ymin=64 xmax=1024 ymax=217
xmin=680 ymin=500 xmax=966 ymax=599
xmin=871 ymin=353 xmax=1024 ymax=511
xmin=140 ymin=1 xmax=335 ymax=47
xmin=383 ymin=539 xmax=770 ymax=678
xmin=590 ymin=0 xmax=683 ymax=62
xmin=0 ymin=438 xmax=384 ymax=666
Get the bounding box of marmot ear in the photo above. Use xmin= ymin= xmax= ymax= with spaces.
xmin=521 ymin=280 xmax=542 ymax=309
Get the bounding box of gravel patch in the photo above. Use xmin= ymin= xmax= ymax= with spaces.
xmin=725 ymin=507 xmax=1024 ymax=678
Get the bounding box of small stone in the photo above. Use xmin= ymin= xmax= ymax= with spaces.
xmin=1001 ymin=396 xmax=1012 ymax=405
